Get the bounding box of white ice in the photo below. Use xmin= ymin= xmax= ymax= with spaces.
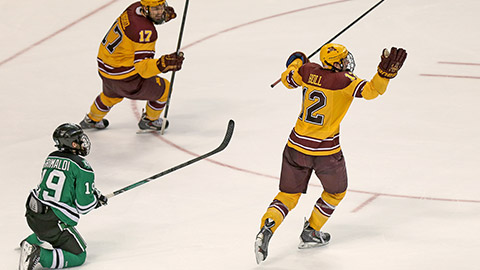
xmin=1 ymin=0 xmax=480 ymax=269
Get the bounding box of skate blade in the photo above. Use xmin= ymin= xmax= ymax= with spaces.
xmin=254 ymin=237 xmax=266 ymax=264
xmin=136 ymin=129 xmax=161 ymax=134
xmin=298 ymin=240 xmax=329 ymax=249
xmin=19 ymin=242 xmax=33 ymax=270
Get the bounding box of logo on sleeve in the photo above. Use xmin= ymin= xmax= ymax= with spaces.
xmin=82 ymin=160 xmax=92 ymax=169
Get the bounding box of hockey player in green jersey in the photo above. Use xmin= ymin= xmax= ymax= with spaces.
xmin=19 ymin=123 xmax=108 ymax=270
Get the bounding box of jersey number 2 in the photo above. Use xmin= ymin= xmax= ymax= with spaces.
xmin=300 ymin=87 xmax=326 ymax=125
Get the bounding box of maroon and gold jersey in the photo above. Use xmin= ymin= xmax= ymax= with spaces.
xmin=281 ymin=59 xmax=390 ymax=156
xmin=97 ymin=2 xmax=161 ymax=80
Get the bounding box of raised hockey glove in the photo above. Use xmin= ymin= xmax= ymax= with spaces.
xmin=286 ymin=51 xmax=309 ymax=68
xmin=94 ymin=189 xmax=108 ymax=208
xmin=377 ymin=47 xmax=407 ymax=79
xmin=164 ymin=6 xmax=176 ymax=22
xmin=157 ymin=52 xmax=185 ymax=73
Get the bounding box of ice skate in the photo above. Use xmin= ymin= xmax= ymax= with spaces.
xmin=298 ymin=219 xmax=330 ymax=249
xmin=18 ymin=241 xmax=40 ymax=270
xmin=137 ymin=112 xmax=169 ymax=132
xmin=19 ymin=238 xmax=49 ymax=250
xmin=254 ymin=218 xmax=275 ymax=264
xmin=79 ymin=115 xmax=109 ymax=130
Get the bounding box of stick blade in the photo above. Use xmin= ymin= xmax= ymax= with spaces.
xmin=219 ymin=119 xmax=235 ymax=150
xmin=160 ymin=117 xmax=168 ymax=135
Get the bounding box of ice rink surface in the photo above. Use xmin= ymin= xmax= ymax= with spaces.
xmin=1 ymin=0 xmax=479 ymax=269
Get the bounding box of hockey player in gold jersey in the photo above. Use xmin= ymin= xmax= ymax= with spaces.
xmin=255 ymin=44 xmax=407 ymax=264
xmin=80 ymin=0 xmax=184 ymax=131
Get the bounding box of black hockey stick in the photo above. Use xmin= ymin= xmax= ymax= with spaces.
xmin=270 ymin=0 xmax=385 ymax=88
xmin=105 ymin=119 xmax=235 ymax=199
xmin=161 ymin=0 xmax=190 ymax=134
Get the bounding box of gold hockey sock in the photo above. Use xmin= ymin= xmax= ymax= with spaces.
xmin=308 ymin=191 xmax=346 ymax=231
xmin=261 ymin=192 xmax=301 ymax=233
xmin=88 ymin=93 xmax=123 ymax=122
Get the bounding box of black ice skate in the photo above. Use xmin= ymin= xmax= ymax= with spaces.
xmin=298 ymin=219 xmax=330 ymax=249
xmin=79 ymin=115 xmax=109 ymax=130
xmin=137 ymin=112 xmax=169 ymax=131
xmin=18 ymin=241 xmax=40 ymax=270
xmin=255 ymin=218 xmax=275 ymax=264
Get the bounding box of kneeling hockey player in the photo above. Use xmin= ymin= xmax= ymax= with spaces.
xmin=19 ymin=123 xmax=108 ymax=270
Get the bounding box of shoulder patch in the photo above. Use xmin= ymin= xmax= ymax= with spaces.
xmin=120 ymin=11 xmax=130 ymax=29
xmin=82 ymin=159 xmax=92 ymax=170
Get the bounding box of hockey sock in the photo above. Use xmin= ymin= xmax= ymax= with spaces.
xmin=39 ymin=248 xmax=86 ymax=269
xmin=88 ymin=93 xmax=123 ymax=122
xmin=145 ymin=79 xmax=170 ymax=120
xmin=308 ymin=191 xmax=346 ymax=231
xmin=261 ymin=192 xmax=301 ymax=233
xmin=25 ymin=233 xmax=44 ymax=246
xmin=145 ymin=100 xmax=165 ymax=120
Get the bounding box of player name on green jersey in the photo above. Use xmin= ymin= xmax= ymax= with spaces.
xmin=43 ymin=158 xmax=71 ymax=171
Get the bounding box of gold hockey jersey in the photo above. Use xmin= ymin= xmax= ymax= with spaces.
xmin=97 ymin=2 xmax=161 ymax=80
xmin=281 ymin=59 xmax=389 ymax=156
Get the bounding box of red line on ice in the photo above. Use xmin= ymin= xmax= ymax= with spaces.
xmin=420 ymin=74 xmax=480 ymax=79
xmin=0 ymin=0 xmax=121 ymax=67
xmin=351 ymin=194 xmax=380 ymax=213
xmin=438 ymin=61 xmax=480 ymax=66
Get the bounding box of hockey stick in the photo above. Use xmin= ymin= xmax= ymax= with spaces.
xmin=161 ymin=0 xmax=190 ymax=134
xmin=270 ymin=0 xmax=385 ymax=88
xmin=105 ymin=119 xmax=235 ymax=199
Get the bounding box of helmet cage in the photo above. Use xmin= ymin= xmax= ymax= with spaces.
xmin=343 ymin=52 xmax=356 ymax=72
xmin=323 ymin=52 xmax=356 ymax=72
xmin=78 ymin=134 xmax=91 ymax=156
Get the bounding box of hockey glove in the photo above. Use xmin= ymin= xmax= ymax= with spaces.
xmin=94 ymin=189 xmax=108 ymax=208
xmin=164 ymin=6 xmax=176 ymax=22
xmin=286 ymin=51 xmax=309 ymax=68
xmin=377 ymin=47 xmax=407 ymax=79
xmin=157 ymin=52 xmax=185 ymax=73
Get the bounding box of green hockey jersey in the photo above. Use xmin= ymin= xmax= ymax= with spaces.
xmin=30 ymin=151 xmax=98 ymax=226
